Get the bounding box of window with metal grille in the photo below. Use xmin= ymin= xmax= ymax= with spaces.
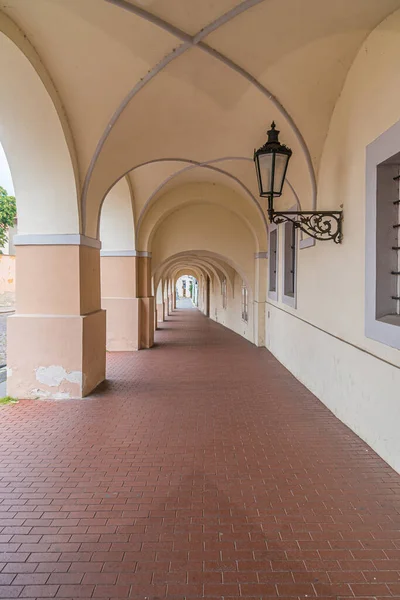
xmin=268 ymin=225 xmax=278 ymax=301
xmin=365 ymin=121 xmax=400 ymax=349
xmin=375 ymin=157 xmax=400 ymax=324
xmin=391 ymin=174 xmax=400 ymax=315
xmin=241 ymin=283 xmax=248 ymax=322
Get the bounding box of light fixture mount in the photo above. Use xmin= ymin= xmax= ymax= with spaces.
xmin=254 ymin=122 xmax=343 ymax=243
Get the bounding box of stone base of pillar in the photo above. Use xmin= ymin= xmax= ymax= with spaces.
xmin=139 ymin=297 xmax=154 ymax=349
xmin=102 ymin=298 xmax=140 ymax=351
xmin=7 ymin=310 xmax=106 ymax=399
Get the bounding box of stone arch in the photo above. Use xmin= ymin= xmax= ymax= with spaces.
xmin=99 ymin=176 xmax=135 ymax=251
xmin=0 ymin=14 xmax=79 ymax=235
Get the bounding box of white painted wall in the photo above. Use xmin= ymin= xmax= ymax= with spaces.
xmin=266 ymin=305 xmax=400 ymax=473
xmin=265 ymin=10 xmax=400 ymax=474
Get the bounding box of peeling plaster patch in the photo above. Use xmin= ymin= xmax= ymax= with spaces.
xmin=30 ymin=389 xmax=72 ymax=401
xmin=6 ymin=367 xmax=12 ymax=378
xmin=30 ymin=388 xmax=51 ymax=399
xmin=35 ymin=366 xmax=82 ymax=388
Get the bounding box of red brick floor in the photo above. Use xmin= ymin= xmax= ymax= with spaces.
xmin=0 ymin=307 xmax=400 ymax=600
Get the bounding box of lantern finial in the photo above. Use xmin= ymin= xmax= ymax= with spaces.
xmin=267 ymin=121 xmax=280 ymax=144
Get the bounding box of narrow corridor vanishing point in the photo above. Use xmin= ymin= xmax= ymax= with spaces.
xmin=0 ymin=307 xmax=399 ymax=599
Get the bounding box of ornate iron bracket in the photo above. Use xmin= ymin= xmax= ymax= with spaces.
xmin=269 ymin=209 xmax=343 ymax=243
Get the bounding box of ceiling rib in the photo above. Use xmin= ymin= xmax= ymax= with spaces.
xmin=97 ymin=157 xmax=269 ymax=240
xmin=134 ymin=156 xmax=303 ymax=238
xmin=83 ymin=0 xmax=316 ymax=232
xmin=134 ymin=157 xmax=268 ymax=239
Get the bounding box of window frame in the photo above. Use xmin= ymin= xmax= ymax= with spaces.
xmin=221 ymin=278 xmax=227 ymax=309
xmin=241 ymin=282 xmax=248 ymax=323
xmin=281 ymin=212 xmax=298 ymax=309
xmin=366 ymin=120 xmax=400 ymax=350
xmin=268 ymin=223 xmax=278 ymax=301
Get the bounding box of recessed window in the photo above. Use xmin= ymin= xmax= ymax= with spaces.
xmin=268 ymin=225 xmax=278 ymax=301
xmin=282 ymin=220 xmax=297 ymax=308
xmin=376 ymin=158 xmax=400 ymax=322
xmin=222 ymin=278 xmax=227 ymax=309
xmin=241 ymin=282 xmax=248 ymax=322
xmin=365 ymin=120 xmax=400 ymax=349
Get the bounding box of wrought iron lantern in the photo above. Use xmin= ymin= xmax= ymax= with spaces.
xmin=254 ymin=122 xmax=343 ymax=243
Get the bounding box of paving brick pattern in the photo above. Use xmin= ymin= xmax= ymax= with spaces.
xmin=0 ymin=307 xmax=399 ymax=599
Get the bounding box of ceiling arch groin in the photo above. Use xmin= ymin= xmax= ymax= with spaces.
xmin=82 ymin=0 xmax=317 ymax=229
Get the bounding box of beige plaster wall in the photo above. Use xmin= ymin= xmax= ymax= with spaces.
xmin=101 ymin=256 xmax=137 ymax=298
xmin=8 ymin=244 xmax=105 ymax=399
xmin=150 ymin=202 xmax=256 ymax=291
xmin=209 ymin=272 xmax=253 ymax=343
xmin=101 ymin=256 xmax=139 ymax=351
xmin=266 ymin=10 xmax=400 ymax=473
xmin=138 ymin=182 xmax=266 ymax=254
xmin=16 ymin=245 xmax=100 ymax=316
xmin=7 ymin=310 xmax=106 ymax=399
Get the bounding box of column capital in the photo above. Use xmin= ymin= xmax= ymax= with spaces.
xmin=100 ymin=250 xmax=152 ymax=257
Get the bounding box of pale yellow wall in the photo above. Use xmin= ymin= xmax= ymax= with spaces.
xmin=138 ymin=182 xmax=266 ymax=253
xmin=266 ymin=9 xmax=400 ymax=473
xmin=150 ymin=202 xmax=256 ymax=293
xmin=210 ymin=272 xmax=253 ymax=343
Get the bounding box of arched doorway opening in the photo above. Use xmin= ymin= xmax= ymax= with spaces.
xmin=176 ymin=275 xmax=198 ymax=309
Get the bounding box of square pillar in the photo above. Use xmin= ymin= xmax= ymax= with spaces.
xmin=139 ymin=297 xmax=154 ymax=348
xmin=100 ymin=252 xmax=154 ymax=351
xmin=101 ymin=255 xmax=140 ymax=351
xmin=7 ymin=239 xmax=106 ymax=399
xmin=136 ymin=255 xmax=154 ymax=349
xmin=156 ymin=279 xmax=164 ymax=324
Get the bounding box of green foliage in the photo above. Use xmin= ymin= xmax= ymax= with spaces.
xmin=0 ymin=186 xmax=16 ymax=248
xmin=0 ymin=396 xmax=18 ymax=405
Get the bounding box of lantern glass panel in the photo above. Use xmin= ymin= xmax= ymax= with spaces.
xmin=273 ymin=153 xmax=289 ymax=195
xmin=258 ymin=153 xmax=274 ymax=196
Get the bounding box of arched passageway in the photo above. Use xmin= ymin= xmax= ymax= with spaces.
xmin=1 ymin=0 xmax=400 ymax=596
